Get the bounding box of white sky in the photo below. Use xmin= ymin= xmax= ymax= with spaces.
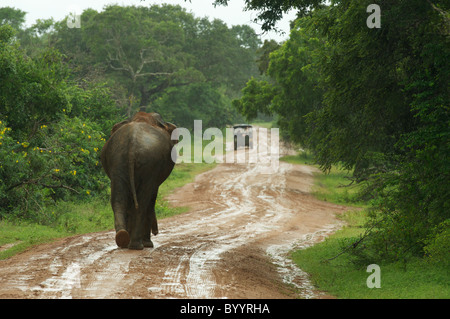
xmin=1 ymin=0 xmax=297 ymax=42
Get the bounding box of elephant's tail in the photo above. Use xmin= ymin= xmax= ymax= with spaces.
xmin=128 ymin=140 xmax=139 ymax=210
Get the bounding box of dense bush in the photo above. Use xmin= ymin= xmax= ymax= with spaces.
xmin=0 ymin=25 xmax=120 ymax=221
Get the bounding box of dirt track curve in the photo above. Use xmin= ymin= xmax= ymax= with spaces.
xmin=0 ymin=129 xmax=350 ymax=299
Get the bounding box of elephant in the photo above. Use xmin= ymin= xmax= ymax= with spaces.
xmin=100 ymin=112 xmax=177 ymax=250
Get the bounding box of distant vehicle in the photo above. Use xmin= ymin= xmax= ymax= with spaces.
xmin=233 ymin=124 xmax=253 ymax=150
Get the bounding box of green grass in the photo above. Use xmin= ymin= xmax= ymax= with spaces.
xmin=156 ymin=162 xmax=216 ymax=218
xmin=291 ymin=213 xmax=450 ymax=298
xmin=279 ymin=150 xmax=315 ymax=166
xmin=312 ymin=167 xmax=366 ymax=207
xmin=282 ymin=150 xmax=450 ymax=299
xmin=0 ymin=221 xmax=67 ymax=260
xmin=250 ymin=120 xmax=276 ymax=129
xmin=0 ymin=197 xmax=115 ymax=259
xmin=280 ymin=151 xmax=365 ymax=207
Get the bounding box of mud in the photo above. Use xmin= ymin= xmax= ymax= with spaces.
xmin=0 ymin=129 xmax=350 ymax=299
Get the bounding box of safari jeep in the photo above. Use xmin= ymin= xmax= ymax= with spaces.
xmin=233 ymin=124 xmax=253 ymax=150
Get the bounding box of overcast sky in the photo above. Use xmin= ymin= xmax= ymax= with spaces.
xmin=1 ymin=0 xmax=297 ymax=42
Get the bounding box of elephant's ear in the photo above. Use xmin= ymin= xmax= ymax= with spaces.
xmin=165 ymin=122 xmax=177 ymax=135
xmin=148 ymin=113 xmax=176 ymax=135
xmin=111 ymin=120 xmax=130 ymax=135
xmin=165 ymin=122 xmax=178 ymax=144
xmin=152 ymin=113 xmax=168 ymax=130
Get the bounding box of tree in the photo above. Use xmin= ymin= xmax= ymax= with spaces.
xmin=256 ymin=39 xmax=280 ymax=75
xmin=82 ymin=5 xmax=185 ymax=115
xmin=233 ymin=16 xmax=325 ymax=145
xmin=0 ymin=7 xmax=26 ymax=30
xmin=213 ymin=0 xmax=325 ymax=31
xmin=188 ymin=18 xmax=260 ymax=96
xmin=152 ymin=82 xmax=232 ymax=130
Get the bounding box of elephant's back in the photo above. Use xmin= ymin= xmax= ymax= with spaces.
xmin=132 ymin=122 xmax=171 ymax=148
xmin=102 ymin=122 xmax=173 ymax=170
xmin=129 ymin=123 xmax=174 ymax=184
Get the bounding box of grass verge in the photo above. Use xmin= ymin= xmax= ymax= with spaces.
xmin=281 ymin=151 xmax=450 ymax=299
xmin=280 ymin=152 xmax=365 ymax=207
xmin=291 ymin=229 xmax=450 ymax=298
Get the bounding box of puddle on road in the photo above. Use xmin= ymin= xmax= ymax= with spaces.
xmin=266 ymin=223 xmax=344 ymax=299
xmin=29 ymin=234 xmax=120 ymax=298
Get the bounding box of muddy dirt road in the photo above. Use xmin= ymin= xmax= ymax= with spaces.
xmin=0 ymin=129 xmax=349 ymax=299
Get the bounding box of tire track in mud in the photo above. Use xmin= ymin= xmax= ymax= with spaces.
xmin=0 ymin=129 xmax=350 ymax=299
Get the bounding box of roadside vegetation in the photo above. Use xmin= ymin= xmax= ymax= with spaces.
xmin=281 ymin=152 xmax=449 ymax=298
xmin=281 ymin=152 xmax=366 ymax=207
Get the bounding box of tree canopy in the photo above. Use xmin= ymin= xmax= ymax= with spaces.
xmin=49 ymin=4 xmax=260 ymax=128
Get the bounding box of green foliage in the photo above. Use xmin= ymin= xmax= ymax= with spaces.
xmin=232 ymin=77 xmax=277 ymax=121
xmin=214 ymin=0 xmax=326 ymax=31
xmin=423 ymin=220 xmax=450 ymax=267
xmin=0 ymin=7 xmax=26 ymax=30
xmin=81 ymin=4 xmax=186 ymax=111
xmin=0 ymin=115 xmax=109 ymax=223
xmin=0 ymin=25 xmax=119 ymax=221
xmin=255 ymin=40 xmax=280 ymax=75
xmin=347 ymin=0 xmax=449 ymax=261
xmin=0 ymin=37 xmax=69 ymax=135
xmin=152 ymin=82 xmax=234 ymax=130
xmin=233 ymin=16 xmax=325 ymax=145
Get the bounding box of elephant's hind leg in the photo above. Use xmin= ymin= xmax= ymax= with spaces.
xmin=151 ymin=190 xmax=159 ymax=236
xmin=151 ymin=215 xmax=158 ymax=236
xmin=115 ymin=229 xmax=130 ymax=248
xmin=143 ymin=191 xmax=158 ymax=248
xmin=111 ymin=178 xmax=131 ymax=248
